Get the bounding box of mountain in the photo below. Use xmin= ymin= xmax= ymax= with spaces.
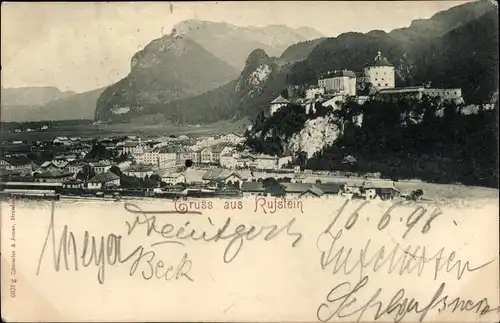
xmin=94 ymin=0 xmax=497 ymax=125
xmin=94 ymin=34 xmax=240 ymax=123
xmin=1 ymin=86 xmax=76 ymax=106
xmin=136 ymin=1 xmax=497 ymax=126
xmin=288 ymin=0 xmax=498 ymax=103
xmin=279 ymin=38 xmax=327 ymax=63
xmin=1 ymin=87 xmax=106 ymax=122
xmin=172 ymin=20 xmax=324 ymax=70
xmin=149 ymin=49 xmax=290 ymax=124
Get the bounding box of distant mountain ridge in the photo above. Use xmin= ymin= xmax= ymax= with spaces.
xmin=130 ymin=0 xmax=497 ymax=125
xmin=172 ymin=19 xmax=324 ymax=69
xmin=1 ymin=86 xmax=76 ymax=106
xmin=1 ymin=87 xmax=106 ymax=122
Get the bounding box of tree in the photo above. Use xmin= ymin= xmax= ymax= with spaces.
xmin=109 ymin=165 xmax=122 ymax=177
xmin=81 ymin=164 xmax=95 ymax=181
xmin=149 ymin=174 xmax=161 ymax=182
xmin=262 ymin=177 xmax=285 ymax=197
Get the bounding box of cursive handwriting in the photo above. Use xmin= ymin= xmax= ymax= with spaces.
xmin=124 ymin=202 xmax=303 ymax=263
xmin=317 ymin=233 xmax=495 ymax=281
xmin=317 ymin=275 xmax=500 ymax=322
xmin=36 ymin=202 xmax=193 ymax=284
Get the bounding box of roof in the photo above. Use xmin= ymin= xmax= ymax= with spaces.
xmin=37 ymin=170 xmax=74 ymax=178
xmin=88 ymin=171 xmax=120 ymax=183
xmin=321 ymin=70 xmax=357 ymax=79
xmin=126 ymin=164 xmax=155 ymax=172
xmin=122 ymin=141 xmax=140 ymax=147
xmin=363 ymin=180 xmax=399 ymax=191
xmin=300 ymin=186 xmax=325 ymax=197
xmin=161 ymin=172 xmax=184 ymax=178
xmin=366 ymin=51 xmax=393 ymax=67
xmin=0 ymin=169 xmax=21 ymax=177
xmin=241 ymin=182 xmax=265 ymax=192
xmin=4 ymin=156 xmax=32 ymax=166
xmin=343 ymin=155 xmax=358 ymax=163
xmin=271 ymin=95 xmax=290 ymax=104
xmin=282 ymin=183 xmax=311 ymax=193
xmin=210 ymin=143 xmax=228 ymax=153
xmin=202 ymin=169 xmax=247 ymax=181
xmin=314 ymin=183 xmax=344 ymax=194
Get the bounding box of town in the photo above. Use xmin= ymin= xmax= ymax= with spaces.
xmin=1 ymin=51 xmax=466 ymax=203
xmin=0 ymin=128 xmax=424 ymax=202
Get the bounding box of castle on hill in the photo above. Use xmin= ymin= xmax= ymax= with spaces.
xmin=268 ymin=51 xmax=464 ymax=116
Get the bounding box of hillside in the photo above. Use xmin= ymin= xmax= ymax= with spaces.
xmin=288 ymin=0 xmax=498 ymax=103
xmin=279 ymin=38 xmax=326 ymax=63
xmin=150 ymin=49 xmax=291 ymax=124
xmin=172 ymin=20 xmax=324 ymax=70
xmin=1 ymin=87 xmax=105 ymax=122
xmin=0 ymin=86 xmax=76 ymax=106
xmin=93 ymin=0 xmax=497 ymax=125
xmin=94 ymin=34 xmax=240 ymax=123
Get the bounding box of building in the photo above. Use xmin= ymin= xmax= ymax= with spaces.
xmin=202 ymin=169 xmax=248 ymax=188
xmin=219 ymin=133 xmax=245 ymax=145
xmin=62 ymin=180 xmax=85 ymax=189
xmin=161 ymin=171 xmax=186 ymax=185
xmin=90 ymin=161 xmax=112 ymax=174
xmin=200 ymin=143 xmax=228 ymax=165
xmin=305 ymin=85 xmax=326 ymax=99
xmin=318 ymin=70 xmax=357 ymax=96
xmin=321 ymin=94 xmax=348 ymax=110
xmin=375 ymin=86 xmax=464 ymax=104
xmin=87 ymin=171 xmax=120 ymax=190
xmin=220 ymin=153 xmax=238 ymax=169
xmin=120 ymin=141 xmax=143 ymax=155
xmin=134 ymin=146 xmax=178 ymax=169
xmin=362 ymin=180 xmax=400 ymax=200
xmin=363 ymin=51 xmax=395 ymax=90
xmin=123 ymin=164 xmax=155 ymax=178
xmin=241 ymin=182 xmax=266 ymax=197
xmin=0 ymin=156 xmax=33 ymax=176
xmin=35 ymin=170 xmax=74 ymax=183
xmin=269 ymin=95 xmax=290 ymax=116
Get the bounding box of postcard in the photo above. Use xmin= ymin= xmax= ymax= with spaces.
xmin=1 ymin=1 xmax=499 ymax=322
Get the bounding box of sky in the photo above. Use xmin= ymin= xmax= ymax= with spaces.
xmin=1 ymin=1 xmax=472 ymax=93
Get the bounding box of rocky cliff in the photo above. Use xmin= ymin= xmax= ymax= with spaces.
xmin=94 ymin=34 xmax=239 ymax=123
xmin=172 ymin=20 xmax=323 ymax=70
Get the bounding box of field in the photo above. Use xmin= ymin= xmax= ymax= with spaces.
xmin=0 ymin=118 xmax=251 ymax=142
xmin=395 ymin=180 xmax=499 ymax=201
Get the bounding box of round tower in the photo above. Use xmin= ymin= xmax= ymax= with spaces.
xmin=363 ymin=51 xmax=395 ymax=90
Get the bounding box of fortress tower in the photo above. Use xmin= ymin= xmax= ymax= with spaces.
xmin=363 ymin=51 xmax=395 ymax=90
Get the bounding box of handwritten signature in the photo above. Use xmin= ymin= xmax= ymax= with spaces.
xmin=36 ymin=202 xmax=193 ymax=284
xmin=317 ymin=275 xmax=500 ymax=322
xmin=124 ymin=202 xmax=303 ymax=263
xmin=36 ymin=202 xmax=304 ymax=284
xmin=316 ymin=199 xmax=496 ymax=281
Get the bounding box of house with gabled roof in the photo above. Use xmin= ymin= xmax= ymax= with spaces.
xmin=202 ymin=168 xmax=248 ymax=188
xmin=269 ymin=95 xmax=290 ymax=115
xmin=87 ymin=171 xmax=120 ymax=190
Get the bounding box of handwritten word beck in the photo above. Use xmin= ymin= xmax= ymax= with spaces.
xmin=36 ymin=203 xmax=193 ymax=284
